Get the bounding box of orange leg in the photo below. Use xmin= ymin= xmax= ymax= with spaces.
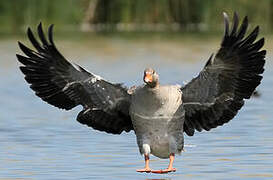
xmin=136 ymin=154 xmax=152 ymax=173
xmin=152 ymin=153 xmax=176 ymax=174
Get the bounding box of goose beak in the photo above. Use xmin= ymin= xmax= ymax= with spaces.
xmin=144 ymin=74 xmax=153 ymax=83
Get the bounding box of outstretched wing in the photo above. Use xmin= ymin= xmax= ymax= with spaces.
xmin=181 ymin=12 xmax=266 ymax=136
xmin=17 ymin=23 xmax=133 ymax=134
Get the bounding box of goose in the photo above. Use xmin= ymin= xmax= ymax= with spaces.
xmin=16 ymin=12 xmax=265 ymax=174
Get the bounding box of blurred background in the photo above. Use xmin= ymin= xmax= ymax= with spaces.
xmin=1 ymin=0 xmax=273 ymax=34
xmin=0 ymin=1 xmax=273 ymax=180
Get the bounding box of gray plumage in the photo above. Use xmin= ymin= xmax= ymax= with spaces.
xmin=130 ymin=85 xmax=184 ymax=158
xmin=17 ymin=12 xmax=265 ymax=161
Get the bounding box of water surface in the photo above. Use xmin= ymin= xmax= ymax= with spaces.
xmin=0 ymin=38 xmax=272 ymax=180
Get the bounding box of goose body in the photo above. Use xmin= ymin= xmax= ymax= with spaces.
xmin=130 ymin=85 xmax=184 ymax=158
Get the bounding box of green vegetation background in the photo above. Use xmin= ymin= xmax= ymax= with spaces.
xmin=0 ymin=0 xmax=272 ymax=35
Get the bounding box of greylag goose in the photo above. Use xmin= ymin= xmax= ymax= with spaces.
xmin=16 ymin=12 xmax=266 ymax=174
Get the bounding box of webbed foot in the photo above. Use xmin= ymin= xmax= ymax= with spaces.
xmin=136 ymin=168 xmax=152 ymax=173
xmin=151 ymin=168 xmax=176 ymax=174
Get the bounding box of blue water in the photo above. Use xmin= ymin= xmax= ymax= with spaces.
xmin=0 ymin=39 xmax=272 ymax=180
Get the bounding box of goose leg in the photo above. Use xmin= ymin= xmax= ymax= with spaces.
xmin=136 ymin=154 xmax=152 ymax=173
xmin=152 ymin=153 xmax=176 ymax=174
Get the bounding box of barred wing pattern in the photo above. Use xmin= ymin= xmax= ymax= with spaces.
xmin=182 ymin=13 xmax=266 ymax=136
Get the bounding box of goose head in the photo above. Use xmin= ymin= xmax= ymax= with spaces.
xmin=143 ymin=68 xmax=159 ymax=88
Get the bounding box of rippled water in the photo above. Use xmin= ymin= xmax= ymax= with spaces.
xmin=0 ymin=38 xmax=272 ymax=180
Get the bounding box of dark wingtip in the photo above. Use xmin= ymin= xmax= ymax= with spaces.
xmin=249 ymin=26 xmax=260 ymax=38
xmin=27 ymin=26 xmax=46 ymax=52
xmin=37 ymin=22 xmax=49 ymax=45
xmin=241 ymin=15 xmax=249 ymax=29
xmin=263 ymin=49 xmax=267 ymax=56
xmin=231 ymin=12 xmax=239 ymax=35
xmin=255 ymin=26 xmax=260 ymax=34
xmin=16 ymin=53 xmax=22 ymax=60
xmin=49 ymin=24 xmax=54 ymax=29
xmin=37 ymin=22 xmax=43 ymax=35
xmin=18 ymin=41 xmax=25 ymax=50
xmin=38 ymin=22 xmax=43 ymax=28
xmin=236 ymin=15 xmax=248 ymax=40
xmin=255 ymin=37 xmax=265 ymax=50
xmin=16 ymin=54 xmax=28 ymax=66
xmin=37 ymin=22 xmax=43 ymax=33
xmin=249 ymin=26 xmax=260 ymax=42
xmin=27 ymin=27 xmax=32 ymax=35
xmin=48 ymin=24 xmax=55 ymax=45
xmin=27 ymin=27 xmax=33 ymax=41
xmin=27 ymin=27 xmax=35 ymax=40
xmin=260 ymin=37 xmax=265 ymax=46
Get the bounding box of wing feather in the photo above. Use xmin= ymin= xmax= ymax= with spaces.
xmin=17 ymin=23 xmax=133 ymax=134
xmin=182 ymin=12 xmax=265 ymax=136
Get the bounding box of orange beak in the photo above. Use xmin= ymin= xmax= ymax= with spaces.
xmin=144 ymin=73 xmax=153 ymax=83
